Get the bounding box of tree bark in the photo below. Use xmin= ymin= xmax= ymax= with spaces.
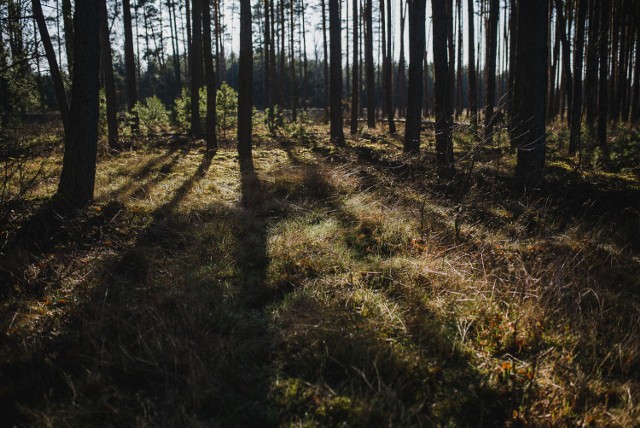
xmin=202 ymin=0 xmax=217 ymax=151
xmin=432 ymin=0 xmax=454 ymax=173
xmin=404 ymin=0 xmax=426 ymax=153
xmin=62 ymin=0 xmax=74 ymax=75
xmin=32 ymin=0 xmax=69 ymax=133
xmin=384 ymin=0 xmax=396 ymax=134
xmin=190 ymin=0 xmax=203 ymax=137
xmin=467 ymin=0 xmax=477 ymax=130
xmin=513 ymin=0 xmax=548 ymax=188
xmin=329 ymin=0 xmax=345 ymax=146
xmin=484 ymin=0 xmax=499 ymax=147
xmin=365 ymin=0 xmax=375 ymax=128
xmin=122 ymin=0 xmax=138 ymax=110
xmin=99 ymin=0 xmax=119 ymax=150
xmin=57 ymin=0 xmax=101 ymax=207
xmin=350 ymin=0 xmax=359 ymax=134
xmin=238 ymin=0 xmax=253 ymax=163
xmin=569 ymin=0 xmax=586 ymax=154
xmin=597 ymin=1 xmax=610 ymax=160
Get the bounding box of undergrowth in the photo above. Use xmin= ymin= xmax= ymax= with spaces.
xmin=1 ymin=121 xmax=639 ymax=426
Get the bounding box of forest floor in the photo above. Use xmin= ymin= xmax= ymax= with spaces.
xmin=1 ymin=121 xmax=640 ymax=426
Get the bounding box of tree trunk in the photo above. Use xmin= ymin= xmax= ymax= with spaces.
xmin=190 ymin=0 xmax=203 ymax=137
xmin=122 ymin=0 xmax=138 ymax=110
xmin=99 ymin=0 xmax=119 ymax=150
xmin=432 ymin=0 xmax=454 ymax=173
xmin=202 ymin=0 xmax=217 ymax=151
xmin=365 ymin=0 xmax=375 ymax=128
xmin=585 ymin=0 xmax=599 ymax=130
xmin=350 ymin=0 xmax=359 ymax=134
xmin=57 ymin=0 xmax=101 ymax=207
xmin=264 ymin=0 xmax=271 ymax=111
xmin=484 ymin=0 xmax=499 ymax=147
xmin=329 ymin=0 xmax=345 ymax=146
xmin=321 ymin=0 xmax=329 ymax=120
xmin=507 ymin=0 xmax=517 ymax=129
xmin=62 ymin=0 xmax=74 ymax=75
xmin=404 ymin=0 xmax=426 ymax=153
xmin=0 ymin=25 xmax=10 ymax=115
xmin=32 ymin=0 xmax=69 ymax=133
xmin=290 ymin=0 xmax=297 ymax=121
xmin=384 ymin=0 xmax=396 ymax=134
xmin=397 ymin=1 xmax=407 ymax=117
xmin=555 ymin=0 xmax=573 ymax=126
xmin=513 ymin=0 xmax=548 ymax=188
xmin=238 ymin=0 xmax=253 ymax=163
xmin=467 ymin=0 xmax=477 ymax=130
xmin=569 ymin=0 xmax=586 ymax=154
xmin=597 ymin=2 xmax=610 ymax=160
xmin=631 ymin=16 xmax=640 ymax=124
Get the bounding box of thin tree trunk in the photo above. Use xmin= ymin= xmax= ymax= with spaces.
xmin=264 ymin=0 xmax=271 ymax=110
xmin=32 ymin=0 xmax=69 ymax=133
xmin=321 ymin=0 xmax=329 ymax=120
xmin=365 ymin=0 xmax=375 ymax=128
xmin=62 ymin=0 xmax=74 ymax=75
xmin=468 ymin=0 xmax=477 ymax=130
xmin=513 ymin=0 xmax=548 ymax=188
xmin=585 ymin=0 xmax=599 ymax=130
xmin=238 ymin=0 xmax=253 ymax=163
xmin=597 ymin=2 xmax=610 ymax=160
xmin=99 ymin=0 xmax=119 ymax=150
xmin=58 ymin=0 xmax=101 ymax=207
xmin=190 ymin=0 xmax=203 ymax=137
xmin=397 ymin=1 xmax=407 ymax=117
xmin=569 ymin=0 xmax=586 ymax=154
xmin=404 ymin=0 xmax=426 ymax=153
xmin=484 ymin=0 xmax=499 ymax=147
xmin=290 ymin=0 xmax=297 ymax=120
xmin=432 ymin=0 xmax=454 ymax=173
xmin=350 ymin=0 xmax=359 ymax=134
xmin=122 ymin=0 xmax=138 ymax=110
xmin=555 ymin=0 xmax=573 ymax=127
xmin=329 ymin=0 xmax=345 ymax=145
xmin=202 ymin=0 xmax=217 ymax=151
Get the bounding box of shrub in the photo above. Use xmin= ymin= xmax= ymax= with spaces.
xmin=216 ymin=82 xmax=238 ymax=139
xmin=134 ymin=96 xmax=171 ymax=132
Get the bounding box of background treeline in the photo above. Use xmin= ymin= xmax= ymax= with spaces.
xmin=1 ymin=0 xmax=639 ymax=201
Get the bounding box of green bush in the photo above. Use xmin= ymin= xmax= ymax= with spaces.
xmin=216 ymin=82 xmax=238 ymax=139
xmin=134 ymin=96 xmax=170 ymax=132
xmin=174 ymin=83 xmax=238 ymax=139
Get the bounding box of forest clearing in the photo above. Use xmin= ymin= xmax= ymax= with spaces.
xmin=2 ymin=0 xmax=640 ymax=425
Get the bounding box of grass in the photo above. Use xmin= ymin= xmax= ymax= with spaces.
xmin=1 ymin=120 xmax=639 ymax=426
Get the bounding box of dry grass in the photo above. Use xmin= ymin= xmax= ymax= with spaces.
xmin=1 ymin=121 xmax=639 ymax=426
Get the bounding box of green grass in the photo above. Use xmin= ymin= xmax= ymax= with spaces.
xmin=1 ymin=122 xmax=639 ymax=426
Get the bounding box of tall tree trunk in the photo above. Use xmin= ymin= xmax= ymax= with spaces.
xmin=202 ymin=0 xmax=217 ymax=151
xmin=238 ymin=0 xmax=253 ymax=163
xmin=397 ymin=1 xmax=407 ymax=117
xmin=513 ymin=0 xmax=548 ymax=188
xmin=467 ymin=0 xmax=477 ymax=130
xmin=62 ymin=0 xmax=74 ymax=75
xmin=585 ymin=0 xmax=599 ymax=130
xmin=569 ymin=0 xmax=586 ymax=154
xmin=432 ymin=0 xmax=454 ymax=173
xmin=264 ymin=0 xmax=271 ymax=111
xmin=455 ymin=0 xmax=463 ymax=120
xmin=321 ymin=0 xmax=329 ymax=120
xmin=597 ymin=1 xmax=610 ymax=160
xmin=190 ymin=0 xmax=203 ymax=137
xmin=631 ymin=16 xmax=640 ymax=124
xmin=99 ymin=0 xmax=119 ymax=150
xmin=507 ymin=0 xmax=517 ymax=129
xmin=555 ymin=0 xmax=573 ymax=126
xmin=446 ymin=0 xmax=455 ymax=125
xmin=364 ymin=0 xmax=375 ymax=128
xmin=329 ymin=0 xmax=345 ymax=146
xmin=350 ymin=0 xmax=359 ymax=134
xmin=0 ymin=25 xmax=10 ymax=115
xmin=382 ymin=0 xmax=395 ymax=133
xmin=122 ymin=0 xmax=138 ymax=110
xmin=57 ymin=0 xmax=101 ymax=207
xmin=484 ymin=0 xmax=499 ymax=147
xmin=404 ymin=0 xmax=426 ymax=153
xmin=32 ymin=0 xmax=69 ymax=133
xmin=290 ymin=0 xmax=297 ymax=120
